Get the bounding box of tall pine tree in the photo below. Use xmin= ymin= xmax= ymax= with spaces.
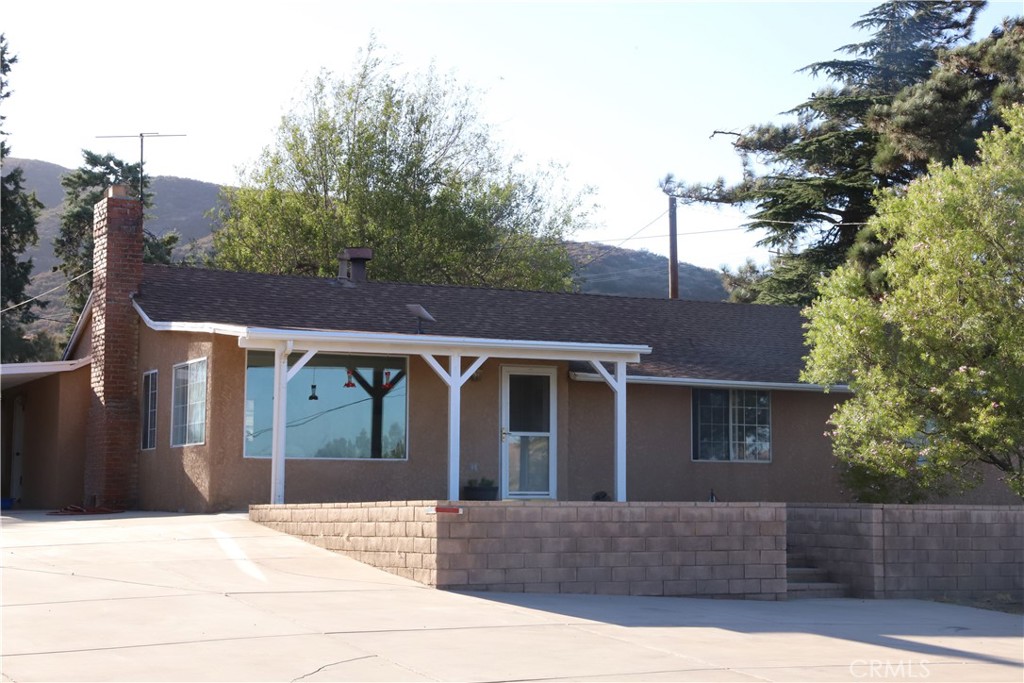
xmin=0 ymin=34 xmax=51 ymax=362
xmin=665 ymin=1 xmax=984 ymax=306
xmin=53 ymin=152 xmax=178 ymax=325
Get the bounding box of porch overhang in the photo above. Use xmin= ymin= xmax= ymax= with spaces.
xmin=233 ymin=326 xmax=650 ymax=505
xmin=0 ymin=357 xmax=92 ymax=391
xmin=236 ymin=327 xmax=649 ymax=364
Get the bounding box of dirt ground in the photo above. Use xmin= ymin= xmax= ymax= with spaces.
xmin=934 ymin=594 xmax=1024 ymax=615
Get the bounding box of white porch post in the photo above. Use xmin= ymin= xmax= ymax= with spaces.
xmin=613 ymin=360 xmax=627 ymax=502
xmin=270 ymin=344 xmax=289 ymax=504
xmin=269 ymin=344 xmax=317 ymax=505
xmin=590 ymin=359 xmax=629 ymax=502
xmin=422 ymin=353 xmax=489 ymax=500
xmin=447 ymin=352 xmax=462 ymax=500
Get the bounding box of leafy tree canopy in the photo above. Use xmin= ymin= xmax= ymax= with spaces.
xmin=802 ymin=104 xmax=1024 ymax=502
xmin=665 ymin=1 xmax=988 ymax=306
xmin=211 ymin=42 xmax=589 ymax=291
xmin=53 ymin=151 xmax=179 ymax=325
xmin=1 ymin=34 xmax=54 ymax=362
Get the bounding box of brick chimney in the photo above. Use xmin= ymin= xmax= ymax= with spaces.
xmin=337 ymin=247 xmax=373 ymax=283
xmin=84 ymin=185 xmax=143 ymax=508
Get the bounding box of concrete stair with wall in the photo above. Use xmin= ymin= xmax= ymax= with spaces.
xmin=787 ymin=551 xmax=849 ymax=599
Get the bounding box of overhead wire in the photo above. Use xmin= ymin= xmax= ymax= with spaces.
xmin=589 ymin=218 xmax=871 ymax=249
xmin=579 ymin=209 xmax=668 ymax=267
xmin=0 ymin=269 xmax=93 ymax=315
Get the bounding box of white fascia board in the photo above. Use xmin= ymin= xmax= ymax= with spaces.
xmin=238 ymin=327 xmax=651 ymax=364
xmin=61 ymin=290 xmax=94 ymax=361
xmin=2 ymin=356 xmax=91 ymax=376
xmin=1 ymin=357 xmax=92 ymax=390
xmin=569 ymin=371 xmax=851 ymax=394
xmin=132 ymin=300 xmax=249 ymax=337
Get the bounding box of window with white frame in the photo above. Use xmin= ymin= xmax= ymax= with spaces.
xmin=141 ymin=370 xmax=158 ymax=450
xmin=692 ymin=388 xmax=771 ymax=462
xmin=171 ymin=359 xmax=207 ymax=447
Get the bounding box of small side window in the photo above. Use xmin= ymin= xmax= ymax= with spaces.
xmin=141 ymin=370 xmax=157 ymax=450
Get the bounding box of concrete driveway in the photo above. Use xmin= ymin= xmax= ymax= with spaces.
xmin=2 ymin=511 xmax=1021 ymax=682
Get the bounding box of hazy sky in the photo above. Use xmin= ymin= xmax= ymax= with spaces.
xmin=3 ymin=1 xmax=1018 ymax=270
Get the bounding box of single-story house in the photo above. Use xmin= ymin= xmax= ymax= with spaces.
xmin=2 ymin=186 xmax=1014 ymax=512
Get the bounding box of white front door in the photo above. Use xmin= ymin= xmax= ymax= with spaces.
xmin=501 ymin=367 xmax=557 ymax=499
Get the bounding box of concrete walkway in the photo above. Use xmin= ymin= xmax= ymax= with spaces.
xmin=2 ymin=511 xmax=1021 ymax=682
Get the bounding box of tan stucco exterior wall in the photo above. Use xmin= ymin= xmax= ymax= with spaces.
xmin=0 ymin=366 xmax=89 ymax=509
xmin=68 ymin=317 xmax=91 ymax=361
xmin=136 ymin=326 xmax=216 ymax=511
xmin=568 ymin=381 xmax=849 ymax=503
xmin=210 ymin=355 xmax=570 ymax=509
xmin=130 ymin=325 xmax=855 ymax=510
xmin=457 ymin=359 xmax=570 ymax=499
xmin=132 ymin=337 xmax=580 ymax=512
xmin=214 ymin=352 xmax=453 ymax=508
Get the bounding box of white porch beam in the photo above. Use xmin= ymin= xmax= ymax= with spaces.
xmin=459 ymin=355 xmax=488 ymax=385
xmin=590 ymin=360 xmax=629 ymax=502
xmin=285 ymin=348 xmax=318 ymax=382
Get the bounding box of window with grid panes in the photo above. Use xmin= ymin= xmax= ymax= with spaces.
xmin=692 ymin=389 xmax=770 ymax=462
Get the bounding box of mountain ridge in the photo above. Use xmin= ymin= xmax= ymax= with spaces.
xmin=7 ymin=157 xmax=726 ymax=341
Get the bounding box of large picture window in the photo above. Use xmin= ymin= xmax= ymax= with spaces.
xmin=141 ymin=370 xmax=158 ymax=450
xmin=244 ymin=352 xmax=407 ymax=460
xmin=171 ymin=359 xmax=207 ymax=447
xmin=692 ymin=389 xmax=771 ymax=462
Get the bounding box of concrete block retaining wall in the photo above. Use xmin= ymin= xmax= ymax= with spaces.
xmin=250 ymin=501 xmax=788 ymax=599
xmin=788 ymin=504 xmax=1023 ymax=602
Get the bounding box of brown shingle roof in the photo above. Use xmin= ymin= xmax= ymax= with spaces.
xmin=134 ymin=264 xmax=810 ymax=384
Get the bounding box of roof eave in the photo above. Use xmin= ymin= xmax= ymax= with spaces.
xmin=134 ymin=300 xmax=652 ymax=363
xmin=1 ymin=356 xmax=92 ymax=390
xmin=569 ymin=371 xmax=851 ymax=393
xmin=133 ymin=299 xmax=249 ymax=337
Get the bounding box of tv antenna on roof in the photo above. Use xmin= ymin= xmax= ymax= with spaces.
xmin=406 ymin=304 xmax=436 ymax=334
xmin=95 ymin=132 xmax=187 ymax=199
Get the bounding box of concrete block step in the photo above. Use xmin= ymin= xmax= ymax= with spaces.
xmin=787 ymin=582 xmax=849 ymax=599
xmin=786 ymin=553 xmax=809 ymax=568
xmin=787 ymin=566 xmax=830 ymax=583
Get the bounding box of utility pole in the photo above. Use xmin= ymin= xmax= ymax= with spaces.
xmin=96 ymin=132 xmax=186 ymax=199
xmin=668 ymin=194 xmax=679 ymax=299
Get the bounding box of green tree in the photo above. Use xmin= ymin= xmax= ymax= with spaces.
xmin=847 ymin=17 xmax=1024 ymax=295
xmin=212 ymin=43 xmax=585 ymax=290
xmin=803 ymin=105 xmax=1024 ymax=501
xmin=666 ymin=1 xmax=985 ymax=306
xmin=872 ymin=18 xmax=1024 ymax=173
xmin=53 ymin=151 xmax=179 ymax=323
xmin=0 ymin=34 xmax=51 ymax=362
xmin=719 ymin=257 xmax=767 ymax=304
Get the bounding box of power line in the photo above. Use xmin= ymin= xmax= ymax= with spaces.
xmin=0 ymin=269 xmax=93 ymax=315
xmin=590 ymin=225 xmax=747 ymax=246
xmin=581 ymin=209 xmax=668 ymax=267
xmin=595 ymin=220 xmax=871 ymax=247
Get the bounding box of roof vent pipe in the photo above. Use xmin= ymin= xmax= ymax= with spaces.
xmin=337 ymin=247 xmax=373 ymax=283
